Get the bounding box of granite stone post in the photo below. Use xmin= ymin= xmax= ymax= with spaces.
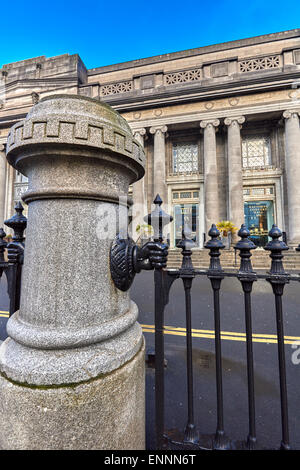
xmin=0 ymin=145 xmax=6 ymax=228
xmin=149 ymin=125 xmax=168 ymax=203
xmin=224 ymin=116 xmax=245 ymax=239
xmin=283 ymin=110 xmax=300 ymax=245
xmin=200 ymin=119 xmax=220 ymax=234
xmin=0 ymin=95 xmax=146 ymax=450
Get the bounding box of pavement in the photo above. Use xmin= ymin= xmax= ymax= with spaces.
xmin=0 ymin=270 xmax=300 ymax=450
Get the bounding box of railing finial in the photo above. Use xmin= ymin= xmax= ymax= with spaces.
xmin=177 ymin=224 xmax=195 ymax=272
xmin=205 ymin=224 xmax=225 ymax=273
xmin=144 ymin=194 xmax=173 ymax=242
xmin=4 ymin=201 xmax=27 ymax=243
xmin=264 ymin=224 xmax=289 ymax=275
xmin=235 ymin=224 xmax=257 ymax=273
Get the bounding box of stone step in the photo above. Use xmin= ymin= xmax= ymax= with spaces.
xmin=167 ymin=249 xmax=300 ymax=270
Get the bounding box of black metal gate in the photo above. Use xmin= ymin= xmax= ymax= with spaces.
xmin=151 ymin=210 xmax=299 ymax=450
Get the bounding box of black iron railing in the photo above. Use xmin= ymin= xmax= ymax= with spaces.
xmin=149 ymin=198 xmax=300 ymax=451
xmin=0 ymin=202 xmax=27 ymax=318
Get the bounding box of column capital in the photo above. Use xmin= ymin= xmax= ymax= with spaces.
xmin=133 ymin=128 xmax=147 ymax=138
xmin=224 ymin=116 xmax=245 ymax=127
xmin=200 ymin=119 xmax=220 ymax=130
xmin=283 ymin=109 xmax=300 ymax=120
xmin=0 ymin=144 xmax=5 ymax=152
xmin=149 ymin=125 xmax=168 ymax=135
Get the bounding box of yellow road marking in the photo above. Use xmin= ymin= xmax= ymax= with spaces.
xmin=141 ymin=324 xmax=300 ymax=345
xmin=0 ymin=312 xmax=298 ymax=345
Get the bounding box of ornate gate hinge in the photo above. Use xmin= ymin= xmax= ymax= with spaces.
xmin=110 ymin=195 xmax=172 ymax=291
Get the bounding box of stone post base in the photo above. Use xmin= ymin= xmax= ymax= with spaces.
xmin=0 ymin=341 xmax=145 ymax=450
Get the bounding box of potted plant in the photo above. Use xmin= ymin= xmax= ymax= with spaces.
xmin=216 ymin=220 xmax=238 ymax=249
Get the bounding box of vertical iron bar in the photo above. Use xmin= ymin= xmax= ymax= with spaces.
xmin=0 ymin=228 xmax=7 ymax=282
xmin=144 ymin=195 xmax=173 ymax=450
xmin=205 ymin=224 xmax=230 ymax=449
xmin=243 ymin=284 xmax=257 ymax=449
xmin=212 ymin=279 xmax=227 ymax=447
xmin=265 ymin=225 xmax=290 ymax=450
xmin=274 ymin=288 xmax=290 ymax=450
xmin=4 ymin=202 xmax=27 ymax=317
xmin=8 ymin=263 xmax=18 ymax=318
xmin=177 ymin=225 xmax=198 ymax=444
xmin=235 ymin=224 xmax=258 ymax=449
xmin=154 ymin=268 xmax=166 ymax=450
xmin=183 ymin=277 xmax=198 ymax=443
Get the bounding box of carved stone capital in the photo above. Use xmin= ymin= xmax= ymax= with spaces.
xmin=200 ymin=119 xmax=220 ymax=130
xmin=0 ymin=144 xmax=5 ymax=153
xmin=283 ymin=110 xmax=300 ymax=120
xmin=133 ymin=128 xmax=147 ymax=145
xmin=224 ymin=116 xmax=245 ymax=127
xmin=133 ymin=128 xmax=146 ymax=138
xmin=149 ymin=125 xmax=168 ymax=135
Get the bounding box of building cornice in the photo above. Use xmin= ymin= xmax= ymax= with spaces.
xmin=103 ymin=70 xmax=300 ymax=112
xmin=88 ymin=29 xmax=300 ymax=76
xmin=127 ymin=99 xmax=300 ymax=130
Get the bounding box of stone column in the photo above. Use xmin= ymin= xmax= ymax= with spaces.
xmin=283 ymin=110 xmax=300 ymax=244
xmin=0 ymin=95 xmax=146 ymax=450
xmin=149 ymin=125 xmax=168 ymax=203
xmin=131 ymin=128 xmax=147 ymax=241
xmin=4 ymin=164 xmax=14 ymax=222
xmin=0 ymin=145 xmax=6 ymax=228
xmin=200 ymin=119 xmax=220 ymax=234
xmin=224 ymin=116 xmax=245 ymax=233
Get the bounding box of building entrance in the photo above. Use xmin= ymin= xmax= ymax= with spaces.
xmin=244 ymin=200 xmax=274 ymax=247
xmin=172 ymin=190 xmax=200 ymax=247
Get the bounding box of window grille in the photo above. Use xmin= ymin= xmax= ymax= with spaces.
xmin=242 ymin=135 xmax=271 ymax=168
xmin=172 ymin=143 xmax=199 ymax=173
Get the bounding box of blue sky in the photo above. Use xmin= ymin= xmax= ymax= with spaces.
xmin=1 ymin=0 xmax=300 ymax=69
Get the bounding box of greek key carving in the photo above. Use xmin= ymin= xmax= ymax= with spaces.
xmin=7 ymin=116 xmax=145 ymax=167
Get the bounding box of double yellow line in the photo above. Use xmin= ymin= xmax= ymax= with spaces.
xmin=142 ymin=324 xmax=300 ymax=345
xmin=0 ymin=311 xmax=299 ymax=345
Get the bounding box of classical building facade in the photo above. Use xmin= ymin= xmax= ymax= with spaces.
xmin=1 ymin=29 xmax=300 ymax=248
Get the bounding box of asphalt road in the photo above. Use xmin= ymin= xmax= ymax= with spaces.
xmin=130 ymin=270 xmax=300 ymax=450
xmin=0 ymin=270 xmax=299 ymax=450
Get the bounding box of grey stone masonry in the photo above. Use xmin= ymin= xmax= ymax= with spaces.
xmin=150 ymin=125 xmax=168 ymax=203
xmin=0 ymin=95 xmax=146 ymax=450
xmin=224 ymin=116 xmax=245 ymax=233
xmin=283 ymin=110 xmax=300 ymax=244
xmin=200 ymin=119 xmax=220 ymax=233
xmin=1 ymin=54 xmax=87 ymax=85
xmin=0 ymin=145 xmax=6 ymax=228
xmin=132 ymin=128 xmax=147 ymax=240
